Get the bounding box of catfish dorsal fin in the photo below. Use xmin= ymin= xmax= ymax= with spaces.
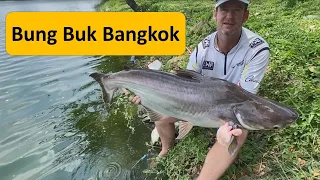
xmin=143 ymin=106 xmax=167 ymax=122
xmin=174 ymin=69 xmax=203 ymax=81
xmin=176 ymin=121 xmax=194 ymax=139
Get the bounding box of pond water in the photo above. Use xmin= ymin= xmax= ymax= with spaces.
xmin=0 ymin=1 xmax=152 ymax=179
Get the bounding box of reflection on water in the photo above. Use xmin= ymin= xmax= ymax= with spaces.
xmin=0 ymin=1 xmax=154 ymax=180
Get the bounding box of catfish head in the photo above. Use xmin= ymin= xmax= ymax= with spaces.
xmin=232 ymin=99 xmax=299 ymax=130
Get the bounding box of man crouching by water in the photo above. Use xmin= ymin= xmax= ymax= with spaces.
xmin=128 ymin=0 xmax=270 ymax=179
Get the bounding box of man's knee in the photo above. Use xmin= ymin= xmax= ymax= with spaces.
xmin=155 ymin=117 xmax=177 ymax=126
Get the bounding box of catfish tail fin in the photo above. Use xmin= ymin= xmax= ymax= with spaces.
xmin=90 ymin=72 xmax=116 ymax=104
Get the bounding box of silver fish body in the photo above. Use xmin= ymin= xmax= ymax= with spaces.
xmin=90 ymin=69 xmax=298 ymax=131
xmin=90 ymin=69 xmax=299 ymax=155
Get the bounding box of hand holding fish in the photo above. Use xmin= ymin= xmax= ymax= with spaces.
xmin=122 ymin=88 xmax=141 ymax=104
xmin=129 ymin=95 xmax=141 ymax=104
xmin=216 ymin=122 xmax=242 ymax=148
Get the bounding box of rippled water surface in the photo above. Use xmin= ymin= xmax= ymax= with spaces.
xmin=0 ymin=1 xmax=152 ymax=179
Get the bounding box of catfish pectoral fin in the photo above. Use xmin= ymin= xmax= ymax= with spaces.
xmin=176 ymin=121 xmax=193 ymax=139
xmin=228 ymin=135 xmax=238 ymax=156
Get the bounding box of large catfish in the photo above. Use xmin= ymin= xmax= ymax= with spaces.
xmin=90 ymin=69 xmax=298 ymax=155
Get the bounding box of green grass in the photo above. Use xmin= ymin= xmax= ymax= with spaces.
xmin=97 ymin=0 xmax=320 ymax=179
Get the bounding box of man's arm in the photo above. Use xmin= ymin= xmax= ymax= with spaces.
xmin=238 ymin=48 xmax=270 ymax=94
xmin=186 ymin=45 xmax=202 ymax=73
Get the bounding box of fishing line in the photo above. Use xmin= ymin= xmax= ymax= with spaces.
xmin=126 ymin=153 xmax=149 ymax=180
xmin=131 ymin=154 xmax=148 ymax=170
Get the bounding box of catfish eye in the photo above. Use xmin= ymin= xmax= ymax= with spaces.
xmin=273 ymin=125 xmax=280 ymax=129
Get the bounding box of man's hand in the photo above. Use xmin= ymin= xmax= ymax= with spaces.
xmin=129 ymin=95 xmax=141 ymax=104
xmin=216 ymin=122 xmax=242 ymax=147
xmin=123 ymin=88 xmax=141 ymax=104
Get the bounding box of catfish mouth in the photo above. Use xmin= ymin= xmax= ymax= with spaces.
xmin=287 ymin=107 xmax=299 ymax=121
xmin=266 ymin=99 xmax=299 ymax=121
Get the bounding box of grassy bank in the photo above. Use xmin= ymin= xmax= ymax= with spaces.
xmin=97 ymin=0 xmax=319 ymax=179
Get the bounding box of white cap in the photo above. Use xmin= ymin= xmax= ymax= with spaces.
xmin=215 ymin=0 xmax=250 ymax=8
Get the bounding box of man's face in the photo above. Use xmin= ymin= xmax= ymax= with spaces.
xmin=214 ymin=1 xmax=249 ymax=36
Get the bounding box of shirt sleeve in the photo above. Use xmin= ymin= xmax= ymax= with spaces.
xmin=239 ymin=48 xmax=270 ymax=94
xmin=186 ymin=46 xmax=202 ymax=73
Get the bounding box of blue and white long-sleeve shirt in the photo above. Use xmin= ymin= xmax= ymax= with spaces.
xmin=187 ymin=27 xmax=270 ymax=94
